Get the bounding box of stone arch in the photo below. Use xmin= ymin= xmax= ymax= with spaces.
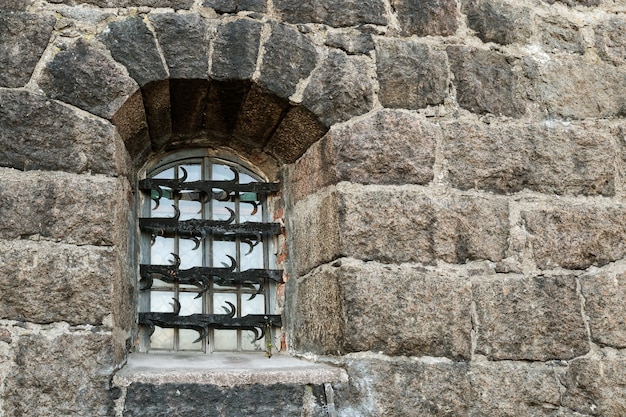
xmin=34 ymin=14 xmax=375 ymax=177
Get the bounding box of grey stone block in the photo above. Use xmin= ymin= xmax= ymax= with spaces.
xmin=50 ymin=0 xmax=193 ymax=7
xmin=202 ymin=0 xmax=267 ymax=13
xmin=211 ymin=19 xmax=262 ymax=81
xmin=38 ymin=39 xmax=138 ymax=119
xmin=448 ymin=46 xmax=525 ymax=117
xmin=524 ymin=55 xmax=626 ymax=119
xmin=149 ymin=13 xmax=209 ymax=79
xmin=561 ymin=355 xmax=626 ymax=416
xmin=0 ymin=240 xmax=119 ymax=326
xmin=580 ymin=267 xmax=626 ymax=348
xmin=325 ymin=30 xmax=374 ymax=55
xmin=264 ymin=105 xmax=328 ymax=163
xmin=334 ymin=357 xmax=471 ymax=416
xmin=0 ymin=168 xmax=130 ymax=247
xmin=302 ymin=50 xmax=374 ymax=126
xmin=473 ymin=274 xmax=588 ymax=361
xmin=595 ymin=17 xmax=626 ymax=65
xmin=0 ymin=89 xmax=129 ymax=175
xmin=289 ymin=110 xmax=439 ymax=202
xmin=375 ymin=38 xmax=449 ymax=109
xmin=289 ymin=185 xmax=509 ymax=274
xmin=469 ymin=361 xmax=562 ymax=416
xmin=0 ymin=12 xmax=55 ymax=88
xmin=258 ymin=22 xmax=318 ymax=99
xmin=4 ymin=331 xmax=119 ymax=417
xmin=273 ymin=0 xmax=387 ymax=27
xmin=290 ymin=259 xmax=472 ymax=358
xmin=123 ymin=383 xmax=326 ymax=417
xmin=523 ymin=204 xmax=626 ymax=270
xmin=100 ymin=16 xmax=168 ymax=87
xmin=442 ymin=121 xmax=616 ymax=196
xmin=539 ymin=16 xmax=585 ymax=54
xmin=391 ymin=0 xmax=459 ymax=36
xmin=462 ymin=0 xmax=532 ymax=45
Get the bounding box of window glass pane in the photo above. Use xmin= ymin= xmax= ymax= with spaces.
xmin=239 ymin=172 xmax=256 ymax=184
xmin=240 ymin=241 xmax=263 ymax=271
xmin=212 ymin=199 xmax=235 ymax=222
xmin=179 ymin=164 xmax=201 ymax=181
xmin=242 ymin=331 xmax=264 ymax=352
xmin=150 ymin=237 xmax=175 ymax=265
xmin=150 ymin=291 xmax=176 ymax=313
xmin=213 ymin=292 xmax=237 ymax=315
xmin=213 ymin=330 xmax=237 ymax=351
xmin=240 ymin=199 xmax=262 ymax=223
xmin=179 ymin=197 xmax=202 ymax=221
xmin=212 ymin=164 xmax=235 ymax=181
xmin=152 ymin=167 xmax=175 ymax=179
xmin=179 ymin=329 xmax=202 ymax=351
xmin=241 ymin=294 xmax=264 ymax=316
xmin=151 ymin=187 xmax=175 ymax=216
xmin=179 ymin=238 xmax=202 ymax=270
xmin=179 ymin=292 xmax=202 ymax=316
xmin=150 ymin=327 xmax=174 ymax=350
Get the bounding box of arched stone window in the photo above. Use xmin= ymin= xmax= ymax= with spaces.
xmin=136 ymin=150 xmax=283 ymax=354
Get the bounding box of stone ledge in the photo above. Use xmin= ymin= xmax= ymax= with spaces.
xmin=113 ymin=353 xmax=348 ymax=387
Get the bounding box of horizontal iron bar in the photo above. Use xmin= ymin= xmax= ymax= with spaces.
xmin=139 ymin=217 xmax=282 ymax=238
xmin=139 ymin=309 xmax=282 ymax=343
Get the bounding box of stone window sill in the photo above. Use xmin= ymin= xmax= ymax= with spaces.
xmin=113 ymin=352 xmax=348 ymax=387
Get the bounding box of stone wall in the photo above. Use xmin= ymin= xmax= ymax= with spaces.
xmin=1 ymin=0 xmax=625 ymax=416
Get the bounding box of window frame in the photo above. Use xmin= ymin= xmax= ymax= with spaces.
xmin=136 ymin=149 xmax=284 ymax=355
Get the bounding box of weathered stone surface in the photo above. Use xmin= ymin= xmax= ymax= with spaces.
xmin=211 ymin=19 xmax=262 ymax=81
xmin=302 ymin=50 xmax=374 ymax=126
xmin=289 ymin=185 xmax=509 ymax=274
xmin=0 ymin=0 xmax=32 ymax=10
xmin=523 ymin=205 xmax=626 ymax=270
xmin=170 ymin=78 xmax=211 ymax=136
xmin=100 ymin=17 xmax=168 ymax=87
xmin=539 ymin=16 xmax=584 ymax=54
xmin=462 ymin=0 xmax=532 ymax=45
xmin=289 ymin=110 xmax=439 ymax=202
xmin=0 ymin=12 xmax=55 ymax=88
xmin=38 ymin=39 xmax=138 ymax=119
xmin=273 ymin=0 xmax=387 ymax=27
xmin=258 ymin=22 xmax=318 ymax=99
xmin=0 ymin=168 xmax=130 ymax=247
xmin=291 ymin=259 xmax=472 ymax=358
xmin=51 ymin=0 xmax=193 ymax=7
xmin=0 ymin=89 xmax=129 ymax=175
xmin=595 ymin=17 xmax=626 ymax=65
xmin=524 ymin=55 xmax=626 ymax=119
xmin=0 ymin=240 xmax=118 ymax=325
xmin=546 ymin=0 xmax=601 ymax=6
xmin=265 ymin=105 xmax=327 ymax=163
xmin=4 ymin=330 xmax=118 ymax=417
xmin=142 ymin=80 xmax=172 ymax=149
xmin=233 ymin=83 xmax=290 ymax=145
xmin=149 ymin=13 xmax=208 ymax=79
xmin=335 ymin=357 xmax=471 ymax=416
xmin=442 ymin=121 xmax=615 ymax=196
xmin=561 ymin=353 xmax=626 ymax=416
xmin=340 ymin=186 xmax=509 ymax=265
xmin=448 ymin=46 xmax=525 ymax=117
xmin=325 ymin=30 xmax=374 ymax=55
xmin=288 ymin=188 xmax=341 ymax=275
xmin=111 ymin=89 xmax=150 ymax=161
xmin=123 ymin=383 xmax=325 ymax=417
xmin=473 ymin=274 xmax=588 ymax=361
xmin=580 ymin=266 xmax=626 ymax=348
xmin=391 ymin=0 xmax=459 ymax=36
xmin=375 ymin=38 xmax=449 ymax=109
xmin=469 ymin=361 xmax=562 ymax=416
xmin=203 ymin=0 xmax=267 ymax=13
